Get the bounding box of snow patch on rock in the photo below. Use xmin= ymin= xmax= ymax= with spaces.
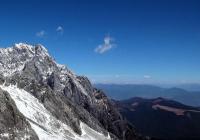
xmin=0 ymin=84 xmax=110 ymax=140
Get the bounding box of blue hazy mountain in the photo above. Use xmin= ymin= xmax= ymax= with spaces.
xmin=94 ymin=84 xmax=200 ymax=106
xmin=177 ymin=83 xmax=200 ymax=92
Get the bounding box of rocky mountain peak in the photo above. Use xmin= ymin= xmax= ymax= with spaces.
xmin=0 ymin=43 xmax=53 ymax=77
xmin=14 ymin=43 xmax=49 ymax=57
xmin=0 ymin=43 xmax=143 ymax=140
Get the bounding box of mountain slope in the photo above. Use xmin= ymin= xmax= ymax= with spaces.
xmin=0 ymin=43 xmax=142 ymax=140
xmin=0 ymin=88 xmax=38 ymax=140
xmin=0 ymin=84 xmax=111 ymax=140
xmin=115 ymin=97 xmax=200 ymax=140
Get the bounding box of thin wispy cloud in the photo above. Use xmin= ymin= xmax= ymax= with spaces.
xmin=95 ymin=35 xmax=116 ymax=54
xmin=143 ymin=75 xmax=151 ymax=79
xmin=56 ymin=26 xmax=64 ymax=34
xmin=36 ymin=30 xmax=46 ymax=38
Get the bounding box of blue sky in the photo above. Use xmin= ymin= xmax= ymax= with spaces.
xmin=0 ymin=0 xmax=200 ymax=84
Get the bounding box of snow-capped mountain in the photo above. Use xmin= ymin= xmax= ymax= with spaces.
xmin=0 ymin=43 xmax=142 ymax=140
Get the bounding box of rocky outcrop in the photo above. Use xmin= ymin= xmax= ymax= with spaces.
xmin=91 ymin=89 xmax=143 ymax=140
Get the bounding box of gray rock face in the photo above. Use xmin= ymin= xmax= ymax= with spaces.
xmin=0 ymin=43 xmax=142 ymax=140
xmin=0 ymin=88 xmax=38 ymax=140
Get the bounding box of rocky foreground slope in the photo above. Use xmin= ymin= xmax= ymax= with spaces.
xmin=0 ymin=43 xmax=143 ymax=140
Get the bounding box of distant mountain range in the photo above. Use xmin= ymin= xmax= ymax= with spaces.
xmin=176 ymin=83 xmax=200 ymax=92
xmin=115 ymin=97 xmax=200 ymax=140
xmin=95 ymin=84 xmax=200 ymax=106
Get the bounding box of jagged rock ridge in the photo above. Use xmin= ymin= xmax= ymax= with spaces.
xmin=0 ymin=43 xmax=143 ymax=140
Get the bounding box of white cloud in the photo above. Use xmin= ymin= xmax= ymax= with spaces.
xmin=56 ymin=26 xmax=64 ymax=34
xmin=36 ymin=30 xmax=46 ymax=38
xmin=95 ymin=35 xmax=115 ymax=54
xmin=143 ymin=75 xmax=151 ymax=79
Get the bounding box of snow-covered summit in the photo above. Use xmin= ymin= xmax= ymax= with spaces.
xmin=14 ymin=43 xmax=34 ymax=51
xmin=0 ymin=43 xmax=48 ymax=56
xmin=0 ymin=43 xmax=51 ymax=77
xmin=0 ymin=43 xmax=90 ymax=97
